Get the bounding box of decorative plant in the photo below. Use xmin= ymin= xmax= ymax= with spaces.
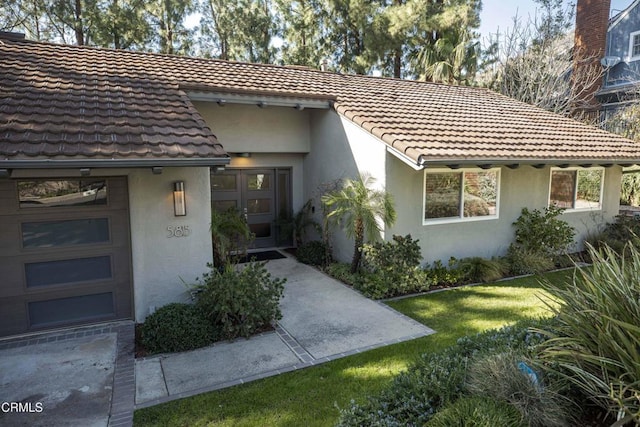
xmin=537 ymin=243 xmax=640 ymax=425
xmin=210 ymin=207 xmax=254 ymax=267
xmin=321 ymin=173 xmax=396 ymax=273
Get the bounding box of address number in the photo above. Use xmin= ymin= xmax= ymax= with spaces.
xmin=167 ymin=225 xmax=191 ymax=238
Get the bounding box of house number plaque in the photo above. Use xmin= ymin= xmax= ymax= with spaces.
xmin=167 ymin=225 xmax=191 ymax=238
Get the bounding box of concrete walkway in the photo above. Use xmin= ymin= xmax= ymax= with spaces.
xmin=135 ymin=255 xmax=434 ymax=408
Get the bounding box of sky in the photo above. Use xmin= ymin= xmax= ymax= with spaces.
xmin=479 ymin=0 xmax=633 ymax=43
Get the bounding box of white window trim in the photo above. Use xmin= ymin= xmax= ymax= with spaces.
xmin=629 ymin=30 xmax=640 ymax=62
xmin=422 ymin=167 xmax=501 ymax=225
xmin=548 ymin=167 xmax=605 ymax=213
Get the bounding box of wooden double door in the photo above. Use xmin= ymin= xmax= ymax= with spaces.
xmin=211 ymin=168 xmax=291 ymax=248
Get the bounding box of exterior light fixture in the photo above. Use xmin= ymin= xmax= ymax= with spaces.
xmin=236 ymin=152 xmax=252 ymax=158
xmin=80 ymin=168 xmax=91 ymax=176
xmin=173 ymin=181 xmax=186 ymax=216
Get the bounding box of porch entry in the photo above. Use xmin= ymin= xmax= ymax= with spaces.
xmin=211 ymin=168 xmax=291 ymax=248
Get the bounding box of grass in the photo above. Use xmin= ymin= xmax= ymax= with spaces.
xmin=133 ymin=269 xmax=573 ymax=427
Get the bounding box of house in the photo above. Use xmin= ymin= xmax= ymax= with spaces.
xmin=581 ymin=0 xmax=640 ymax=120
xmin=2 ymin=32 xmax=640 ymax=338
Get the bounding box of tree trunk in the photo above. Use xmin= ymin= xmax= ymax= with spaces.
xmin=350 ymin=218 xmax=364 ymax=273
xmin=74 ymin=0 xmax=84 ymax=45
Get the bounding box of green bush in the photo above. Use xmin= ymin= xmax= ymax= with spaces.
xmin=336 ymin=319 xmax=554 ymax=426
xmin=426 ymin=396 xmax=524 ymax=427
xmin=296 ymin=240 xmax=331 ymax=266
xmin=467 ymin=352 xmax=572 ymax=427
xmin=457 ymin=257 xmax=508 ymax=283
xmin=358 ymin=234 xmax=425 ymax=298
xmin=511 ymin=207 xmax=575 ymax=257
xmin=537 ymin=243 xmax=640 ymax=425
xmin=140 ymin=303 xmax=215 ymax=355
xmin=506 ymin=246 xmax=555 ymax=275
xmin=211 ymin=207 xmax=254 ymax=266
xmin=586 ymin=215 xmax=640 ymax=256
xmin=424 ymin=257 xmax=467 ymax=287
xmin=323 ymin=262 xmax=359 ymax=287
xmin=193 ymin=262 xmax=286 ymax=340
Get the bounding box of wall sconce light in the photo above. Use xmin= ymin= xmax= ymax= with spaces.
xmin=173 ymin=181 xmax=186 ymax=216
xmin=80 ymin=168 xmax=91 ymax=176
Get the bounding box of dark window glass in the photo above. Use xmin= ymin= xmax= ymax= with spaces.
xmin=211 ymin=175 xmax=237 ymax=191
xmin=213 ymin=200 xmax=237 ymax=211
xmin=22 ymin=218 xmax=110 ymax=248
xmin=550 ymin=171 xmax=576 ymax=209
xmin=247 ymin=199 xmax=271 ymax=214
xmin=19 ymin=180 xmax=107 ymax=208
xmin=424 ymin=172 xmax=462 ymax=219
xmin=25 ymin=256 xmax=112 ymax=287
xmin=29 ymin=293 xmax=114 ymax=327
xmin=247 ymin=174 xmax=271 ymax=190
xmin=463 ymin=171 xmax=498 ymax=218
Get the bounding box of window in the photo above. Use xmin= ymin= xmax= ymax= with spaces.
xmin=549 ymin=168 xmax=604 ymax=211
xmin=18 ymin=180 xmax=107 ymax=208
xmin=423 ymin=168 xmax=500 ymax=224
xmin=630 ymin=31 xmax=640 ymax=60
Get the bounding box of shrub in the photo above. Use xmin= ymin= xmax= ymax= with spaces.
xmin=211 ymin=207 xmax=254 ymax=266
xmin=296 ymin=240 xmax=331 ymax=266
xmin=323 ymin=262 xmax=359 ymax=287
xmin=193 ymin=262 xmax=286 ymax=340
xmin=423 ymin=257 xmax=467 ymax=287
xmin=426 ymin=396 xmax=524 ymax=427
xmin=336 ymin=319 xmax=554 ymax=426
xmin=140 ymin=303 xmax=215 ymax=355
xmin=586 ymin=215 xmax=640 ymax=256
xmin=506 ymin=246 xmax=555 ymax=275
xmin=457 ymin=256 xmax=508 ymax=283
xmin=467 ymin=352 xmax=572 ymax=427
xmin=358 ymin=234 xmax=424 ymax=298
xmin=537 ymin=243 xmax=640 ymax=425
xmin=512 ymin=206 xmax=575 ymax=256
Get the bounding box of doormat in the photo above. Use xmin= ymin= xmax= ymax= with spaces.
xmin=237 ymin=250 xmax=286 ymax=263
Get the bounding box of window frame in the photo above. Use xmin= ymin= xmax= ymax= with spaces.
xmin=548 ymin=167 xmax=605 ymax=212
xmin=629 ymin=30 xmax=640 ymax=61
xmin=422 ymin=167 xmax=501 ymax=225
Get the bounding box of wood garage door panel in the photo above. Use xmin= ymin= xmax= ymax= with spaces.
xmin=0 ymin=177 xmax=133 ymax=337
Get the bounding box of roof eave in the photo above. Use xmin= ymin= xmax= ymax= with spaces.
xmin=417 ymin=157 xmax=639 ymax=169
xmin=0 ymin=157 xmax=231 ymax=170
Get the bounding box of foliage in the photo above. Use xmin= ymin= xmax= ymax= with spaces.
xmin=537 ymin=243 xmax=640 ymax=425
xmin=621 ymin=172 xmax=640 ymax=207
xmin=322 ymin=262 xmax=359 ymax=287
xmin=358 ymin=234 xmax=423 ymax=298
xmin=480 ymin=1 xmax=601 ymax=117
xmin=337 ymin=319 xmax=553 ymax=426
xmin=210 ymin=207 xmax=254 ymax=267
xmin=511 ymin=206 xmax=575 ymax=257
xmin=506 ymin=245 xmax=556 ymax=276
xmin=322 ymin=173 xmax=396 ymax=273
xmin=467 ymin=352 xmax=572 ymax=427
xmin=426 ymin=396 xmax=524 ymax=427
xmin=457 ymin=256 xmax=508 ymax=283
xmin=140 ymin=303 xmax=215 ymax=355
xmin=424 ymin=257 xmax=467 ymax=287
xmin=293 ymin=199 xmax=321 ymax=246
xmin=586 ymin=215 xmax=640 ymax=256
xmin=193 ymin=262 xmax=285 ymax=340
xmin=296 ymin=240 xmax=331 ymax=266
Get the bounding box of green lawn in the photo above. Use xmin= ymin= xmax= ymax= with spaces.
xmin=133 ymin=269 xmax=572 ymax=427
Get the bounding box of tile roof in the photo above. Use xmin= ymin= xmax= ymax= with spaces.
xmin=1 ymin=35 xmax=639 ymax=167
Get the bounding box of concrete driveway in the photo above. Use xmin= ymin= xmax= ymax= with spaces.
xmin=136 ymin=255 xmax=434 ymax=407
xmin=0 ymin=322 xmax=134 ymax=427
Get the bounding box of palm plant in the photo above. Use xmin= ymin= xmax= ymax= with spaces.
xmin=321 ymin=173 xmax=396 ymax=273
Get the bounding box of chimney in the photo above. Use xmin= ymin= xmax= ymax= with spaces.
xmin=573 ymin=0 xmax=611 ymax=117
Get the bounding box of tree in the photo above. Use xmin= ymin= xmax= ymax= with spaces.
xmin=479 ymin=1 xmax=602 ymax=117
xmin=90 ymin=0 xmax=151 ymax=50
xmin=199 ymin=0 xmax=277 ymax=62
xmin=275 ymin=0 xmax=328 ymax=67
xmin=147 ymin=0 xmax=195 ymax=55
xmin=322 ymin=173 xmax=396 ymax=273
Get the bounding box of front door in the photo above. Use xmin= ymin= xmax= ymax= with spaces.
xmin=211 ymin=169 xmax=291 ymax=248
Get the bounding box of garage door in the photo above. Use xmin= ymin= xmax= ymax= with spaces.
xmin=0 ymin=177 xmax=133 ymax=337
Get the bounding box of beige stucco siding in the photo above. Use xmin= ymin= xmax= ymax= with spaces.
xmin=193 ymin=101 xmax=311 ymax=153
xmin=386 ymin=156 xmax=622 ymax=263
xmin=305 ymin=110 xmax=387 ymax=261
xmin=127 ymin=167 xmax=213 ymax=321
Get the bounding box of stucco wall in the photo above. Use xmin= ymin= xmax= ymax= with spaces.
xmin=193 ymin=101 xmax=311 ymax=153
xmin=305 ymin=110 xmax=388 ymax=261
xmin=386 ymin=156 xmax=622 ymax=263
xmin=127 ymin=167 xmax=213 ymax=321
